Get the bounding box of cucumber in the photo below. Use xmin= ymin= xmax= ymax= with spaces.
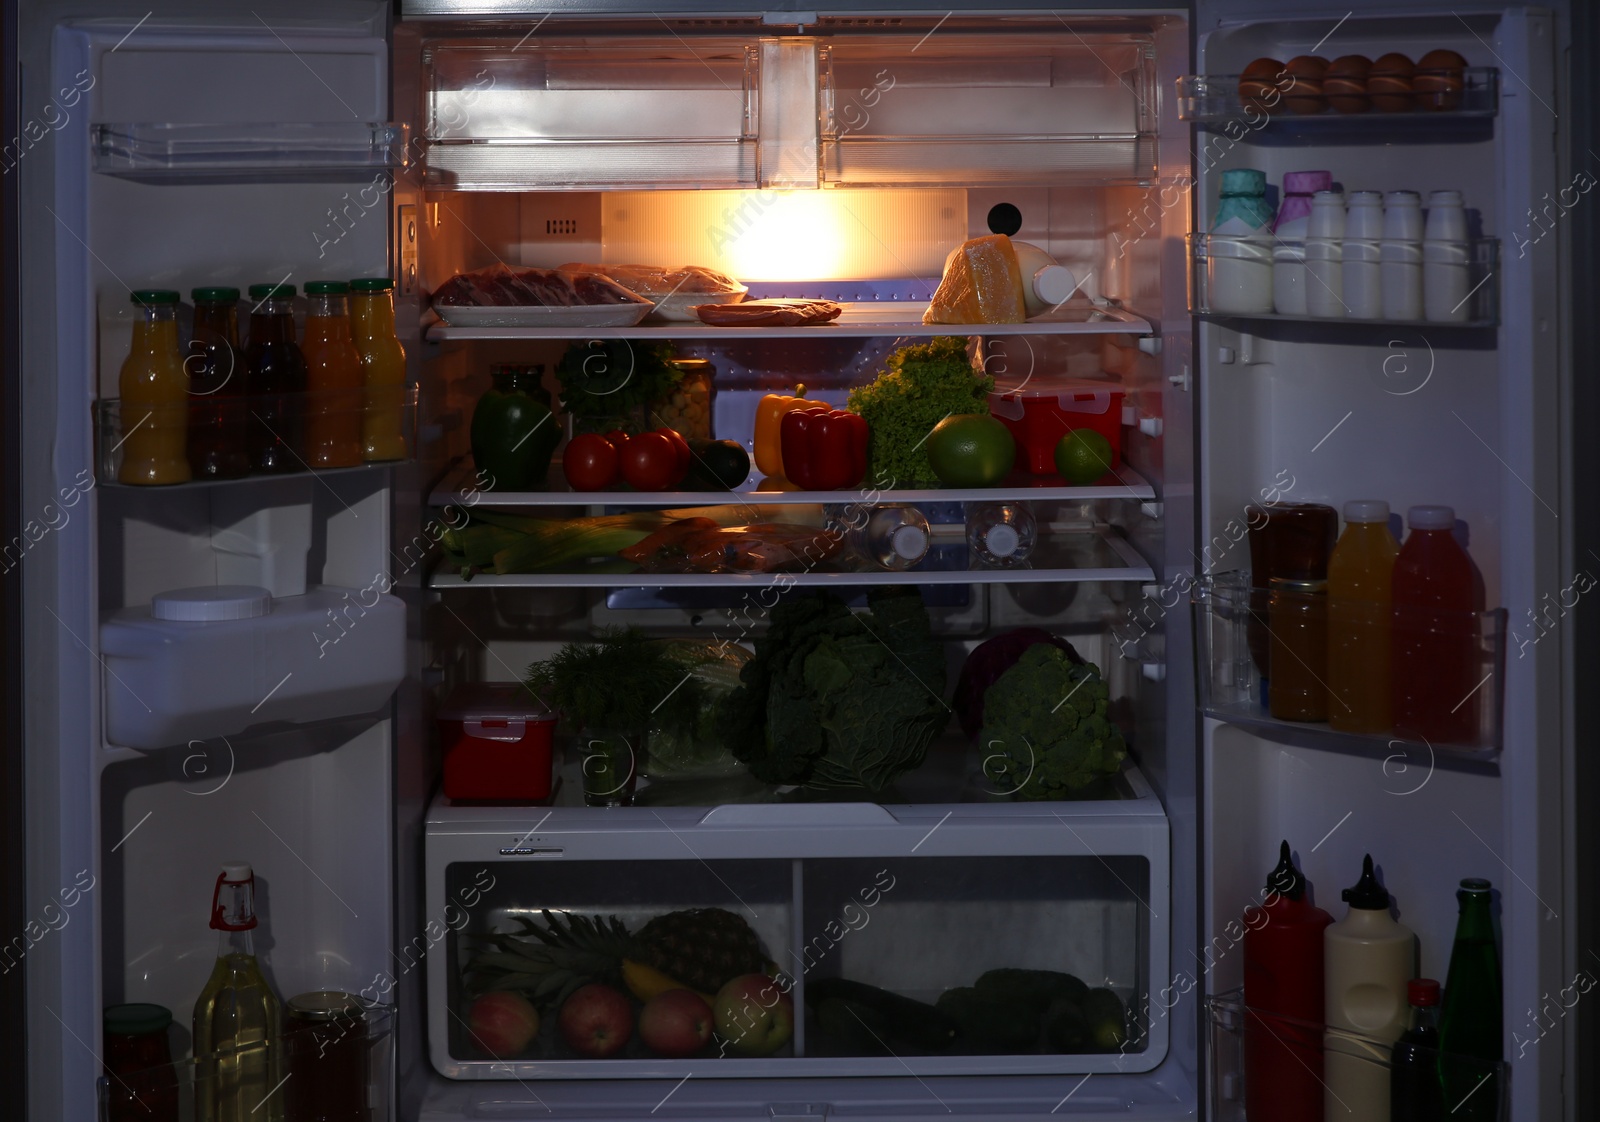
xmin=935 ymin=986 xmax=1038 ymax=1053
xmin=1081 ymin=987 xmax=1128 ymax=1049
xmin=973 ymin=968 xmax=1089 ymax=1023
xmin=806 ymin=977 xmax=958 ymax=1051
xmin=814 ymin=997 xmax=890 ymax=1055
xmin=1042 ymin=997 xmax=1091 ymax=1052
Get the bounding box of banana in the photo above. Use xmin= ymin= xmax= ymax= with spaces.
xmin=622 ymin=958 xmax=714 ymax=1005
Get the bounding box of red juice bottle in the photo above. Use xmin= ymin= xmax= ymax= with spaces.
xmin=1243 ymin=841 xmax=1333 ymax=1122
xmin=186 ymin=287 xmax=250 ymax=480
xmin=1391 ymin=505 xmax=1485 ymax=745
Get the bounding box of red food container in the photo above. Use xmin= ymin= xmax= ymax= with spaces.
xmin=439 ymin=683 xmax=556 ymax=802
xmin=988 ymin=375 xmax=1127 ymax=477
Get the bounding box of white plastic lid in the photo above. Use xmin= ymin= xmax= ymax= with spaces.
xmin=219 ymin=862 xmax=253 ymax=882
xmin=152 ymin=586 xmax=272 ymax=622
xmin=892 ymin=524 xmax=929 ymax=560
xmin=437 ymin=682 xmax=555 ymax=723
xmin=1426 ymin=190 xmax=1464 ymax=206
xmin=1384 ymin=190 xmax=1422 ymax=207
xmin=1407 ymin=504 xmax=1456 ymax=530
xmin=1348 ymin=191 xmax=1384 ymax=206
xmin=985 ymin=524 xmax=1021 ymax=558
xmin=1343 ymin=500 xmax=1390 ymax=523
xmin=1032 ymin=264 xmax=1079 ymax=307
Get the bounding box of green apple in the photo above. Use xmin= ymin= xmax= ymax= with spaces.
xmin=713 ymin=974 xmax=793 ymax=1056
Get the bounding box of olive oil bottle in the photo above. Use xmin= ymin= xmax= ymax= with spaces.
xmin=193 ymin=864 xmax=283 ymax=1122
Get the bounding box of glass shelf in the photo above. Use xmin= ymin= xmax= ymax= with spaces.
xmin=1189 ymin=233 xmax=1500 ymax=329
xmin=91 ymin=122 xmax=410 ymax=182
xmin=93 ymin=387 xmax=418 ymax=488
xmin=430 ymin=457 xmax=1157 ymax=508
xmin=1192 ymin=573 xmax=1507 ymax=763
xmin=425 ymin=302 xmax=1153 ymax=342
xmin=1177 ymin=68 xmax=1499 ymax=128
xmin=429 ymin=526 xmax=1154 ymax=589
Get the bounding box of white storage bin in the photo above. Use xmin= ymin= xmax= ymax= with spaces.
xmin=100 ymin=584 xmax=405 ymax=749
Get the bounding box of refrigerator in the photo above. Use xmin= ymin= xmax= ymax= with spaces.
xmin=6 ymin=0 xmax=1577 ymax=1119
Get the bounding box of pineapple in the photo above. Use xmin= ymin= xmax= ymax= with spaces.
xmin=464 ymin=906 xmax=769 ymax=1010
xmin=632 ymin=907 xmax=769 ymax=995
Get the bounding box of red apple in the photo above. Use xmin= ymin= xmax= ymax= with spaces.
xmin=558 ymin=982 xmax=633 ymax=1058
xmin=712 ymin=973 xmax=794 ymax=1056
xmin=639 ymin=988 xmax=714 ymax=1058
xmin=466 ymin=991 xmax=539 ymax=1057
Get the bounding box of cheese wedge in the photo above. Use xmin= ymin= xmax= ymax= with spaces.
xmin=922 ymin=234 xmax=1028 ymax=325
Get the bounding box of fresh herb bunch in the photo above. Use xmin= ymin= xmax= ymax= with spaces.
xmin=526 ymin=628 xmax=707 ymax=734
xmin=846 ymin=336 xmax=995 ymax=487
xmin=555 ymin=339 xmax=681 ymax=422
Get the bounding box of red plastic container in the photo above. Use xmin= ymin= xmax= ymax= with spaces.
xmin=987 ymin=374 xmax=1127 ymax=476
xmin=439 ymin=683 xmax=556 ymax=802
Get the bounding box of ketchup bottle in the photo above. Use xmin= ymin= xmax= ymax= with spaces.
xmin=1243 ymin=841 xmax=1333 ymax=1122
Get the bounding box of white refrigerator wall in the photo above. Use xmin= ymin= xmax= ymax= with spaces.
xmin=1192 ymin=7 xmax=1567 ymax=1122
xmin=19 ymin=5 xmax=399 ymax=1120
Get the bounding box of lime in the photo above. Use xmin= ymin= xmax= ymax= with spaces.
xmin=1054 ymin=429 xmax=1114 ymax=485
xmin=926 ymin=414 xmax=1016 ymax=487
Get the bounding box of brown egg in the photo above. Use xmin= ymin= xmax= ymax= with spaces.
xmin=1282 ymin=55 xmax=1330 ymax=114
xmin=1415 ymin=48 xmax=1468 ymax=110
xmin=1369 ymin=52 xmax=1416 ymax=111
xmin=1324 ymin=55 xmax=1372 ymax=113
xmin=1238 ymin=57 xmax=1288 ymax=111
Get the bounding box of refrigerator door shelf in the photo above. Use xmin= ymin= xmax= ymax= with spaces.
xmin=1177 ymin=68 xmax=1499 ymax=127
xmin=99 ymin=585 xmax=406 ymax=750
xmin=91 ymin=122 xmax=411 ymax=183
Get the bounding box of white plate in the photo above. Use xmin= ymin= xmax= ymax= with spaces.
xmin=646 ymin=286 xmax=749 ymax=322
xmin=433 ymin=303 xmax=654 ymax=328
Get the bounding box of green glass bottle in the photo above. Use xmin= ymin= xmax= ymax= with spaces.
xmin=1438 ymin=878 xmax=1501 ymax=1121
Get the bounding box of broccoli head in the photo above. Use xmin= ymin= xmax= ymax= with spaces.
xmin=977 ymin=643 xmax=1126 ymax=799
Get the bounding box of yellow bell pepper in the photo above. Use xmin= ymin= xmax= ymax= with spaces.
xmin=753 ymin=385 xmax=810 ymax=479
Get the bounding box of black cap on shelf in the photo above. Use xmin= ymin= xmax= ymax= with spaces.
xmin=1341 ymin=854 xmax=1390 ymax=911
xmin=1265 ymin=840 xmax=1307 ymax=901
xmin=986 ymin=202 xmax=1023 ymax=237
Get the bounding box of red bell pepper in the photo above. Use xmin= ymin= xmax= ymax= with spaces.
xmin=780 ymin=406 xmax=869 ymax=491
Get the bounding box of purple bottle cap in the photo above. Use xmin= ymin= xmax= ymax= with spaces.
xmin=1274 ymin=171 xmax=1334 ymax=232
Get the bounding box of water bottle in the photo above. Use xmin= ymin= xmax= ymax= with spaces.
xmin=850 ymin=505 xmax=930 ymax=571
xmin=966 ymin=502 xmax=1036 ymax=567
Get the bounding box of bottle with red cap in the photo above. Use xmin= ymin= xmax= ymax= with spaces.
xmin=1390 ymin=979 xmax=1445 ymax=1122
xmin=193 ymin=863 xmax=284 ymax=1122
xmin=1243 ymin=841 xmax=1334 ymax=1122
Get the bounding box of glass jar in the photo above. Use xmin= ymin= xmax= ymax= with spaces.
xmin=649 ymin=358 xmax=715 ymax=442
xmin=103 ymin=1003 xmax=180 ymax=1122
xmin=283 ymin=991 xmax=369 ymax=1122
xmin=1268 ymin=577 xmax=1330 ymax=721
xmin=1245 ymin=502 xmax=1339 ymax=674
xmin=579 ymin=727 xmax=642 ymax=807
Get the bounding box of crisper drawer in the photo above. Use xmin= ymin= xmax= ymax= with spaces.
xmin=424 ymin=792 xmax=1170 ymax=1081
xmin=423 ymin=41 xmax=758 ymax=190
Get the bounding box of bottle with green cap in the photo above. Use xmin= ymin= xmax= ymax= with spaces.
xmin=244 ymin=283 xmax=307 ymax=474
xmin=1438 ymin=878 xmax=1501 ymax=1120
xmin=119 ymin=290 xmax=191 ymax=485
xmin=1206 ymin=168 xmax=1275 ymax=314
xmin=1324 ymin=854 xmax=1417 ymax=1122
xmin=187 ymin=287 xmax=250 ymax=480
xmin=348 ymin=277 xmax=408 ymax=462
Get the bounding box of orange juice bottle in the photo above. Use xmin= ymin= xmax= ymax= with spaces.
xmin=118 ymin=289 xmax=191 ymax=485
xmin=348 ymin=277 xmax=407 ymax=462
xmin=1326 ymin=500 xmax=1399 ymax=732
xmin=301 ymin=281 xmax=364 ymax=468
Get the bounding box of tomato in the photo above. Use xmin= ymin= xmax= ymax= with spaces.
xmin=604 ymin=429 xmax=631 ymax=454
xmin=619 ymin=431 xmax=680 ymax=491
xmin=655 ymin=427 xmax=692 ymax=480
xmin=564 ymin=433 xmax=619 ymax=491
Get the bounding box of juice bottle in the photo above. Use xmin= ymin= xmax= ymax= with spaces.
xmin=1243 ymin=841 xmax=1333 ymax=1122
xmin=1391 ymin=505 xmax=1485 ymax=745
xmin=1324 ymin=855 xmax=1416 ymax=1122
xmin=193 ymin=863 xmax=283 ymax=1122
xmin=118 ymin=290 xmax=190 ymax=485
xmin=349 ymin=277 xmax=408 ymax=462
xmin=1327 ymin=500 xmax=1400 ymax=733
xmin=186 ymin=287 xmax=250 ymax=480
xmin=244 ymin=284 xmax=307 ymax=474
xmin=300 ymin=281 xmax=364 ymax=468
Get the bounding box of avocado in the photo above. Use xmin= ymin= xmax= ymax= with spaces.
xmin=936 ymin=986 xmax=1039 ymax=1053
xmin=1043 ymin=996 xmax=1091 ymax=1052
xmin=972 ymin=968 xmax=1090 ymax=1023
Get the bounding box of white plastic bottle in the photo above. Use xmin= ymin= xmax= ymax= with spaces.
xmin=850 ymin=505 xmax=930 ymax=571
xmin=1272 ymin=170 xmax=1332 ymax=316
xmin=1342 ymin=191 xmax=1385 ymax=320
xmin=966 ymin=502 xmax=1037 ymax=567
xmin=1305 ymin=190 xmax=1347 ymax=318
xmin=1423 ymin=189 xmax=1471 ymax=323
xmin=1324 ymin=854 xmax=1417 ymax=1122
xmin=1380 ymin=191 xmax=1424 ymax=322
xmin=1011 ymin=240 xmax=1080 ymax=317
